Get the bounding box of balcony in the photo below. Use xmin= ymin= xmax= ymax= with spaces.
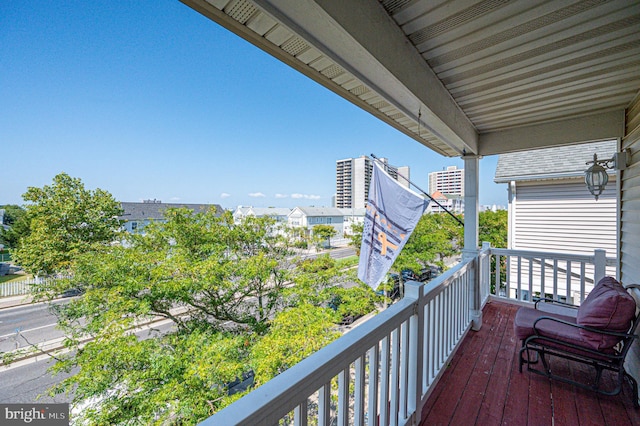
xmin=202 ymin=246 xmax=638 ymax=425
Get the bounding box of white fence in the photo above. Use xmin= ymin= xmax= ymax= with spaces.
xmin=0 ymin=278 xmax=41 ymax=298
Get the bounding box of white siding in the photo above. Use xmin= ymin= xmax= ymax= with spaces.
xmin=512 ymin=180 xmax=617 ymax=255
xmin=622 ymin=91 xmax=640 ymax=397
xmin=508 ymin=179 xmax=617 ymax=301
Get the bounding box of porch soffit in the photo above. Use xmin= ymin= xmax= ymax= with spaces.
xmin=181 ymin=0 xmax=640 ymax=158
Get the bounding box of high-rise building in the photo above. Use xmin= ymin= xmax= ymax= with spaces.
xmin=428 ymin=166 xmax=464 ymax=196
xmin=335 ymin=156 xmax=409 ymax=209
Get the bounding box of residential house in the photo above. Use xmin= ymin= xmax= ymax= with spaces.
xmin=232 ymin=206 xmax=291 ymax=224
xmin=495 ymin=140 xmax=618 ymax=302
xmin=338 ymin=207 xmax=366 ymax=235
xmin=119 ymin=200 xmax=222 ymax=233
xmin=426 ymin=190 xmax=464 ymax=214
xmin=287 ymin=206 xmax=344 ymax=237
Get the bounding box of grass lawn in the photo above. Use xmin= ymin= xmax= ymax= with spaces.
xmin=0 ymin=273 xmax=32 ymax=284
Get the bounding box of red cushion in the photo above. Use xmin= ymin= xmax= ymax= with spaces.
xmin=576 ymin=276 xmax=637 ymax=350
xmin=514 ymin=306 xmax=577 ymax=341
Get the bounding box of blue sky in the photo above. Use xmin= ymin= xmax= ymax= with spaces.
xmin=1 ymin=1 xmax=506 ymax=210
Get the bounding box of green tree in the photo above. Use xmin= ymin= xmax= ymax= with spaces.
xmin=394 ymin=213 xmax=463 ymax=275
xmin=12 ymin=173 xmax=123 ymax=276
xmin=312 ymin=224 xmax=337 ymax=249
xmin=44 ymin=209 xmax=349 ymax=424
xmin=0 ymin=205 xmax=28 ymax=249
xmin=479 ymin=209 xmax=508 ymax=248
xmin=348 ymin=222 xmax=364 ymax=256
xmin=478 ymin=209 xmax=508 ymax=293
xmin=251 ymin=304 xmax=340 ymax=385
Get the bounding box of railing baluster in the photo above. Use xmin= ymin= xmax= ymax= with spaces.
xmin=580 ymin=262 xmax=586 ymax=302
xmin=354 ymin=355 xmax=365 ymax=426
xmin=390 ymin=328 xmax=400 ymax=426
xmin=338 ymin=367 xmax=349 ymax=426
xmin=367 ymin=345 xmax=378 ymax=426
xmin=318 ymin=384 xmax=331 ymax=426
xmin=540 ymin=257 xmax=546 ymax=298
xmin=294 ymin=399 xmax=308 ymax=426
xmin=567 ymin=261 xmax=572 ymax=302
xmin=379 ymin=336 xmax=390 ymax=426
xmin=553 ymin=259 xmax=558 ymax=300
xmin=517 ymin=256 xmax=522 ymax=300
xmin=399 ymin=322 xmax=408 ymax=422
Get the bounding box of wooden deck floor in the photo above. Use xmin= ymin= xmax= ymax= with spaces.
xmin=420 ymin=301 xmax=640 ymax=426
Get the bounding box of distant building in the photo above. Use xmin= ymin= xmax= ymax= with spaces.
xmin=338 ymin=207 xmax=367 ymax=235
xmin=426 ymin=191 xmax=464 ymax=214
xmin=120 ymin=200 xmax=223 ymax=233
xmin=288 ymin=206 xmax=344 ymax=236
xmin=335 ymin=156 xmax=409 ymax=209
xmin=429 ymin=166 xmax=464 ymax=196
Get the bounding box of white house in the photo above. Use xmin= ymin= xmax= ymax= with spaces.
xmin=494 ymin=140 xmax=618 ymax=302
xmin=338 ymin=207 xmax=366 ymax=236
xmin=287 ymin=207 xmax=344 ymax=236
xmin=426 ymin=191 xmax=464 ymax=214
xmin=232 ymin=206 xmax=291 ymax=224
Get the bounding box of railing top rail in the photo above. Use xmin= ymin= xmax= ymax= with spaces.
xmin=204 ymin=285 xmax=422 ymax=425
xmin=488 ymin=247 xmax=616 ymax=265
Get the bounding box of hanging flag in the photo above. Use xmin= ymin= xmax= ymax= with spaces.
xmin=358 ymin=162 xmax=429 ymax=290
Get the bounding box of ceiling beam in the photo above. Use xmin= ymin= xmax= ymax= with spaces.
xmin=252 ymin=0 xmax=478 ymax=155
xmin=477 ymin=110 xmax=625 ymax=156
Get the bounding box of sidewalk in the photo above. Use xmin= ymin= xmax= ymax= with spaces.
xmin=0 ymin=294 xmax=34 ymax=310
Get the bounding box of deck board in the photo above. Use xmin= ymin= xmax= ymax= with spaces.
xmin=420 ymin=301 xmax=639 ymax=426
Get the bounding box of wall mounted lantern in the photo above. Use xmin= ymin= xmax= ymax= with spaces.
xmin=584 ymin=151 xmax=627 ymax=200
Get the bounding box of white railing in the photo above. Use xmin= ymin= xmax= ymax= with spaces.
xmin=203 ymin=259 xmax=476 ymax=426
xmin=480 ymin=244 xmax=617 ymax=306
xmin=200 ymin=246 xmax=616 ymax=425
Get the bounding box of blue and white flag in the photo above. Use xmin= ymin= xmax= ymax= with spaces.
xmin=358 ymin=162 xmax=429 ymax=290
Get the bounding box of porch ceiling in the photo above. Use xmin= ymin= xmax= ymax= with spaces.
xmin=181 ymin=0 xmax=640 ymax=157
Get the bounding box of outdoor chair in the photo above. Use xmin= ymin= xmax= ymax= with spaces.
xmin=514 ymin=277 xmax=640 ymax=406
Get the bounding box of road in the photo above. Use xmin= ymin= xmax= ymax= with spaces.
xmin=0 ymin=246 xmax=357 ymax=405
xmin=0 ymin=298 xmax=70 ymax=353
xmin=0 ymin=319 xmax=176 ymax=405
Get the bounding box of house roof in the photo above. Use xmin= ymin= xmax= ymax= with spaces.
xmin=338 ymin=208 xmax=367 ymax=217
xmin=292 ymin=207 xmax=344 ymax=217
xmin=248 ymin=207 xmax=292 ymax=217
xmin=494 ymin=140 xmax=618 ymax=183
xmin=120 ymin=202 xmax=223 ymax=221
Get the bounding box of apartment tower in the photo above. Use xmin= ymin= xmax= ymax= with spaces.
xmin=335 ymin=156 xmax=410 ymax=209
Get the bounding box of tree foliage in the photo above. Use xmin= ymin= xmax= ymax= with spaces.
xmin=0 ymin=204 xmax=28 ymax=249
xmin=12 ymin=173 xmax=123 ymax=276
xmin=312 ymin=224 xmax=337 ymax=249
xmin=42 ymin=207 xmax=351 ymax=424
xmin=479 ymin=209 xmax=508 ymax=248
xmin=348 ymin=222 xmax=363 ymax=256
xmin=393 ymin=213 xmax=463 ymax=274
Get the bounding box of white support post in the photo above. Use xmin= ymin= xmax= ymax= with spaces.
xmin=463 ymin=155 xmax=482 ymax=330
xmin=594 ymin=249 xmax=606 ymax=285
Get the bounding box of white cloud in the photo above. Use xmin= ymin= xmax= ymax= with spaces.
xmin=275 ymin=193 xmax=288 ymax=198
xmin=291 ymin=193 xmax=321 ymax=200
xmin=249 ymin=192 xmax=266 ymax=198
xmin=220 ymin=193 xmax=231 ymax=199
xmin=170 ymin=197 xmax=181 ymax=201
